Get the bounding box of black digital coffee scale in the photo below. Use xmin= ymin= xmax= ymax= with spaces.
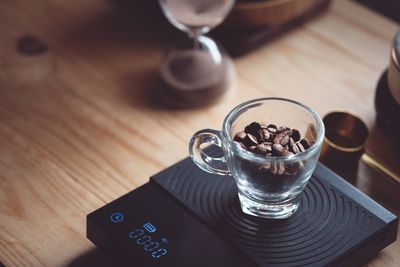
xmin=87 ymin=157 xmax=397 ymax=267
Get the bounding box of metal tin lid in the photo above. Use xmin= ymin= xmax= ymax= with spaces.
xmin=388 ymin=30 xmax=400 ymax=105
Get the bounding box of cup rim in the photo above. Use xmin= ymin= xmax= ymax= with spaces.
xmin=222 ymin=97 xmax=325 ymax=162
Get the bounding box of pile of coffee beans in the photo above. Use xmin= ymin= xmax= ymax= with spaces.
xmin=234 ymin=122 xmax=311 ymax=157
xmin=233 ymin=122 xmax=314 ymax=184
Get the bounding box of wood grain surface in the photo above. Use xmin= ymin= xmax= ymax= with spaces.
xmin=0 ymin=0 xmax=399 ymax=266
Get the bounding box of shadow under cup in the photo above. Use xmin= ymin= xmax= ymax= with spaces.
xmin=189 ymin=98 xmax=325 ymax=219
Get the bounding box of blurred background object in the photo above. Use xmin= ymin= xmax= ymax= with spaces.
xmin=354 ymin=0 xmax=400 ymax=23
xmin=216 ymin=0 xmax=332 ymax=55
xmin=225 ymin=0 xmax=318 ymax=27
xmin=375 ymin=30 xmax=400 ymax=138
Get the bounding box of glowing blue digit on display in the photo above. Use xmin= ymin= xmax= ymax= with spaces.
xmin=142 ymin=240 xmax=153 ymax=247
xmin=129 ymin=224 xmax=167 ymax=259
xmin=144 ymin=242 xmax=159 ymax=252
xmin=136 ymin=235 xmax=151 ymax=245
xmin=151 ymin=248 xmax=167 ymax=259
xmin=129 ymin=229 xmax=144 ymax=239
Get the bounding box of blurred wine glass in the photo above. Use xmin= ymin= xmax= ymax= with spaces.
xmin=158 ymin=0 xmax=236 ymax=106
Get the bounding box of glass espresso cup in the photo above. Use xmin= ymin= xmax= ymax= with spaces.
xmin=189 ymin=98 xmax=325 ymax=219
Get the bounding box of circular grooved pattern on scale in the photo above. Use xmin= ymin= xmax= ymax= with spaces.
xmin=162 ymin=160 xmax=373 ymax=266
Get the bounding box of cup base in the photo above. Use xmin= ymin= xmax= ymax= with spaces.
xmin=238 ymin=193 xmax=299 ymax=219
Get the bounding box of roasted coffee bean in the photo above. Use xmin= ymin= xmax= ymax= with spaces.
xmin=267 ymin=124 xmax=277 ymax=133
xmin=290 ymin=161 xmax=305 ymax=174
xmin=273 ymin=133 xmax=283 ymax=144
xmin=267 ymin=133 xmax=276 ymax=142
xmin=262 ymin=142 xmax=273 ymax=152
xmin=255 ymin=144 xmax=268 ymax=155
xmin=259 ymin=162 xmax=272 ymax=171
xmin=268 ymin=162 xmax=285 ymax=175
xmin=277 ymin=126 xmax=290 ymax=133
xmin=272 ymin=143 xmax=285 ymax=156
xmin=234 ymin=131 xmax=247 ymax=142
xmin=300 ymin=138 xmax=310 ymax=149
xmin=261 ymin=128 xmax=270 ymax=141
xmin=291 ymin=129 xmax=301 ymax=142
xmin=243 ymin=133 xmax=258 ymax=147
xmin=277 ymin=162 xmax=285 ymax=175
xmin=281 ymin=134 xmax=290 ymax=146
xmin=273 ymin=132 xmax=290 ymax=146
xmin=284 ymin=164 xmax=298 ymax=175
xmin=296 ymin=142 xmax=306 ymax=152
xmin=290 ymin=143 xmax=300 ymax=154
xmin=289 ymin=137 xmax=295 ymax=146
xmin=254 ymin=128 xmax=269 ymax=143
xmin=245 ymin=122 xmax=262 ymax=135
xmin=253 ymin=130 xmax=262 ymax=143
xmin=269 ymin=163 xmax=278 ymax=175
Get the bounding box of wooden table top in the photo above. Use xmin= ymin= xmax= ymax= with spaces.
xmin=0 ymin=0 xmax=399 ymax=266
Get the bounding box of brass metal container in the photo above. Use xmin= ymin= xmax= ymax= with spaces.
xmin=320 ymin=112 xmax=369 ymax=165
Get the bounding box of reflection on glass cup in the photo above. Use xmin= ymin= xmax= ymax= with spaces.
xmin=189 ymin=98 xmax=325 ymax=219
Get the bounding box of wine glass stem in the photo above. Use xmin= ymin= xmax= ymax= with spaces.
xmin=191 ymin=28 xmax=202 ymax=50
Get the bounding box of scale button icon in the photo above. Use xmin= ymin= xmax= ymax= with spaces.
xmin=143 ymin=222 xmax=156 ymax=233
xmin=110 ymin=212 xmax=124 ymax=223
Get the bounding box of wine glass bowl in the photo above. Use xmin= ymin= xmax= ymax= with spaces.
xmin=159 ymin=0 xmax=235 ymax=35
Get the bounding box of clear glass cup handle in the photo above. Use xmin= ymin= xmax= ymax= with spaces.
xmin=189 ymin=129 xmax=231 ymax=176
